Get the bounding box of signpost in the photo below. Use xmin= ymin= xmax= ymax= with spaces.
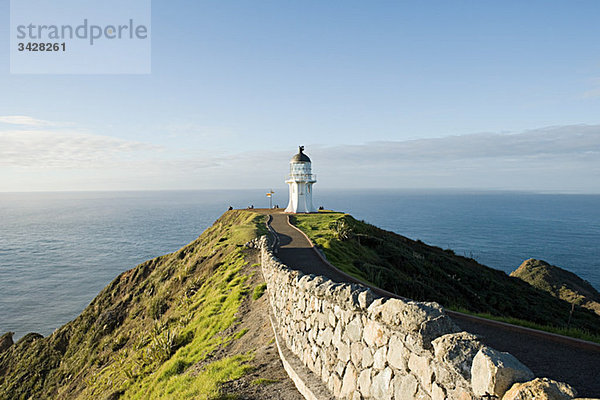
xmin=266 ymin=190 xmax=274 ymax=208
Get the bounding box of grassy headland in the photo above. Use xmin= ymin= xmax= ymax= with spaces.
xmin=0 ymin=211 xmax=269 ymax=400
xmin=511 ymin=258 xmax=600 ymax=317
xmin=3 ymin=208 xmax=599 ymax=400
xmin=291 ymin=211 xmax=600 ymax=341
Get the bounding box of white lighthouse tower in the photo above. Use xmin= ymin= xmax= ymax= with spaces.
xmin=285 ymin=146 xmax=317 ymax=213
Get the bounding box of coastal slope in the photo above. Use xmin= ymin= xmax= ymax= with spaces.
xmin=0 ymin=211 xmax=301 ymax=400
xmin=291 ymin=212 xmax=600 ymax=337
xmin=511 ymin=258 xmax=600 ymax=317
xmin=2 ymin=209 xmax=599 ymax=399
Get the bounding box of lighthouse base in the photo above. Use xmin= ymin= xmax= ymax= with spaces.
xmin=285 ymin=182 xmax=315 ymax=213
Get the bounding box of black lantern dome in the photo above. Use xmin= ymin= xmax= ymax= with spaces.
xmin=291 ymin=146 xmax=311 ymax=163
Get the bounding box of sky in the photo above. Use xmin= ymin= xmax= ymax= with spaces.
xmin=1 ymin=1 xmax=599 ymax=192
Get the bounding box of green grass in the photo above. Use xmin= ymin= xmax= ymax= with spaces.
xmin=291 ymin=212 xmax=600 ymax=338
xmin=139 ymin=354 xmax=253 ymax=399
xmin=291 ymin=212 xmax=375 ymax=283
xmin=252 ymin=283 xmax=267 ymax=300
xmin=84 ymin=248 xmax=254 ymax=400
xmin=511 ymin=259 xmax=600 ymax=311
xmin=233 ymin=329 xmax=248 ymax=340
xmin=116 ymin=213 xmax=264 ymax=399
xmin=0 ymin=210 xmax=269 ymax=400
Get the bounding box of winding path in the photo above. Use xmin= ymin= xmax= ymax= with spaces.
xmin=266 ymin=211 xmax=600 ymax=397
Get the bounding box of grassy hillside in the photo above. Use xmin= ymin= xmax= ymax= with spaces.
xmin=511 ymin=259 xmax=600 ymax=317
xmin=3 ymin=208 xmax=598 ymax=399
xmin=0 ymin=211 xmax=273 ymax=400
xmin=291 ymin=212 xmax=600 ymax=338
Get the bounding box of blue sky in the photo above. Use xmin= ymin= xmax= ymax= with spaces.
xmin=1 ymin=1 xmax=599 ymax=192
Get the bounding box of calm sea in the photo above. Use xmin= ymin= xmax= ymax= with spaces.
xmin=1 ymin=190 xmax=599 ymax=340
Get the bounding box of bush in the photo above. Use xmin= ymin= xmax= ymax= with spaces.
xmin=149 ymin=297 xmax=168 ymax=320
xmin=252 ymin=283 xmax=267 ymax=300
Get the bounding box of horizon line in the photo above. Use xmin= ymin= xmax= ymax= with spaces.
xmin=1 ymin=188 xmax=599 ymax=195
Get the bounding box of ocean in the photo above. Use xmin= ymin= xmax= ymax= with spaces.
xmin=1 ymin=189 xmax=599 ymax=340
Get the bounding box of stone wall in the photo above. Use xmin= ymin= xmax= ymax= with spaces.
xmin=258 ymin=237 xmax=581 ymax=400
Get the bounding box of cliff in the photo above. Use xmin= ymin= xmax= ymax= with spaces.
xmin=511 ymin=259 xmax=600 ymax=317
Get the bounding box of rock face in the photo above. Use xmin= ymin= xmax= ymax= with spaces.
xmin=503 ymin=377 xmax=577 ymax=400
xmin=471 ymin=346 xmax=534 ymax=398
xmin=260 ymin=240 xmax=578 ymax=400
xmin=0 ymin=332 xmax=14 ymax=353
xmin=511 ymin=259 xmax=600 ymax=317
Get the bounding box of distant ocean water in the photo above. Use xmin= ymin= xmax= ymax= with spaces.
xmin=1 ymin=189 xmax=599 ymax=340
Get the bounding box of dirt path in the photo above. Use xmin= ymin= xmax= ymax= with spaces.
xmin=267 ymin=212 xmax=600 ymax=397
xmin=218 ymin=256 xmax=304 ymax=400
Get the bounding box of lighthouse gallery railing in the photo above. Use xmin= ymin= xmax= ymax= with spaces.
xmin=285 ymin=173 xmax=316 ymax=182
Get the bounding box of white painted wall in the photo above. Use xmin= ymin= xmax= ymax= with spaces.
xmin=285 ymin=161 xmax=316 ymax=213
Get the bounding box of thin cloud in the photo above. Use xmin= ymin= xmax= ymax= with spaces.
xmin=0 ymin=129 xmax=160 ymax=168
xmin=172 ymin=124 xmax=600 ymax=174
xmin=582 ymin=78 xmax=600 ymax=99
xmin=197 ymin=124 xmax=600 ymax=192
xmin=0 ymin=115 xmax=70 ymax=127
xmin=2 ymin=124 xmax=599 ymax=192
xmin=583 ymin=88 xmax=600 ymax=99
xmin=309 ymin=124 xmax=600 ymax=165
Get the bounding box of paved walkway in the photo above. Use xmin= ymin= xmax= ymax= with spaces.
xmin=266 ymin=211 xmax=600 ymax=397
xmin=269 ymin=213 xmax=361 ymax=283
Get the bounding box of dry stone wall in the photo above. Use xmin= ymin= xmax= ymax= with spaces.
xmin=258 ymin=237 xmax=579 ymax=400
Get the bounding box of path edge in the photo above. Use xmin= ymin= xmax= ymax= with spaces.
xmin=284 ymin=213 xmax=600 ymax=352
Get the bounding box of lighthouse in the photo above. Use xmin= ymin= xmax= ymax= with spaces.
xmin=285 ymin=146 xmax=317 ymax=213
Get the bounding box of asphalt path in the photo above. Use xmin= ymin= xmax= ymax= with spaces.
xmin=266 ymin=211 xmax=600 ymax=397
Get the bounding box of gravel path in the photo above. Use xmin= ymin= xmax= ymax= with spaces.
xmin=267 ymin=212 xmax=600 ymax=397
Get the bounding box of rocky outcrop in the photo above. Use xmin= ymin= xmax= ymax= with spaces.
xmin=511 ymin=259 xmax=600 ymax=317
xmin=0 ymin=332 xmax=14 ymax=353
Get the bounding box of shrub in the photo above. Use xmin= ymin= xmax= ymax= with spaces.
xmin=149 ymin=297 xmax=168 ymax=320
xmin=252 ymin=283 xmax=267 ymax=300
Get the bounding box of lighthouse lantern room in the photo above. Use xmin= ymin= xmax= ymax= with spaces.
xmin=285 ymin=146 xmax=317 ymax=213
